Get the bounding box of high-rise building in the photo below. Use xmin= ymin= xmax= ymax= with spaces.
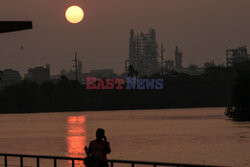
xmin=128 ymin=29 xmax=160 ymax=76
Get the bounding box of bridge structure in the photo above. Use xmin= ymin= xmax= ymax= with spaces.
xmin=0 ymin=153 xmax=227 ymax=167
xmin=0 ymin=21 xmax=32 ymax=88
xmin=0 ymin=21 xmax=32 ymax=33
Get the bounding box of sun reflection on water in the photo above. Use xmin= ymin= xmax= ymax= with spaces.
xmin=67 ymin=116 xmax=87 ymax=167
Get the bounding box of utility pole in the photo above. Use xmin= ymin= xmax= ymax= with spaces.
xmin=161 ymin=44 xmax=166 ymax=75
xmin=72 ymin=52 xmax=78 ymax=81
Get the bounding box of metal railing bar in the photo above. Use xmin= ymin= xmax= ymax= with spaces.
xmin=0 ymin=153 xmax=83 ymax=161
xmin=0 ymin=164 xmax=34 ymax=167
xmin=108 ymin=159 xmax=225 ymax=167
xmin=4 ymin=155 xmax=7 ymax=167
xmin=36 ymin=157 xmax=39 ymax=167
xmin=0 ymin=164 xmax=33 ymax=167
xmin=20 ymin=156 xmax=23 ymax=167
xmin=0 ymin=153 xmax=227 ymax=167
xmin=54 ymin=158 xmax=57 ymax=167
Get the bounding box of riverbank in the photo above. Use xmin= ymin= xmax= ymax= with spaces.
xmin=0 ymin=105 xmax=226 ymax=115
xmin=0 ymin=69 xmax=236 ymax=115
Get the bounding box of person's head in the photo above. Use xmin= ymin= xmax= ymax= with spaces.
xmin=96 ymin=128 xmax=105 ymax=141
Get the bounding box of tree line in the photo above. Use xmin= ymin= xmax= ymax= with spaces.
xmin=0 ymin=61 xmax=249 ymax=122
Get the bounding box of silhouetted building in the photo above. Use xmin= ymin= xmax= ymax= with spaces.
xmin=175 ymin=46 xmax=183 ymax=69
xmin=204 ymin=61 xmax=216 ymax=69
xmin=25 ymin=64 xmax=50 ymax=84
xmin=175 ymin=66 xmax=204 ymax=76
xmin=45 ymin=63 xmax=50 ymax=71
xmin=60 ymin=69 xmax=67 ymax=76
xmin=127 ymin=29 xmax=160 ymax=76
xmin=1 ymin=69 xmax=22 ymax=87
xmin=63 ymin=70 xmax=76 ymax=81
xmin=60 ymin=59 xmax=84 ymax=82
xmin=188 ymin=64 xmax=199 ymax=71
xmin=164 ymin=60 xmax=174 ymax=71
xmin=226 ymin=46 xmax=250 ymax=67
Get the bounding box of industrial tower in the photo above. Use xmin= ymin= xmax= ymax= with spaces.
xmin=175 ymin=46 xmax=183 ymax=69
xmin=127 ymin=29 xmax=160 ymax=76
xmin=226 ymin=46 xmax=250 ymax=67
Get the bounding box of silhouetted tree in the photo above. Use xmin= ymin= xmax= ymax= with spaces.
xmin=225 ymin=61 xmax=250 ymax=121
xmin=0 ymin=67 xmax=238 ymax=114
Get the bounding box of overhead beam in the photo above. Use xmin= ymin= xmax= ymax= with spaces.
xmin=0 ymin=21 xmax=33 ymax=33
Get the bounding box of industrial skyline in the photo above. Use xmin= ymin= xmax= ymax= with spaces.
xmin=1 ymin=44 xmax=249 ymax=89
xmin=1 ymin=1 xmax=250 ymax=167
xmin=1 ymin=27 xmax=245 ymax=78
xmin=1 ymin=0 xmax=250 ymax=75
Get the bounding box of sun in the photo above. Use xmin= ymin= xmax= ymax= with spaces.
xmin=65 ymin=6 xmax=84 ymax=24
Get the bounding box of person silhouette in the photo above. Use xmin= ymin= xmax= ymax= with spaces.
xmin=85 ymin=128 xmax=111 ymax=167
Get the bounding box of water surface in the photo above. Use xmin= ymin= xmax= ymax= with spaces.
xmin=0 ymin=108 xmax=249 ymax=167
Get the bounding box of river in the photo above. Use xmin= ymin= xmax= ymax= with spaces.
xmin=0 ymin=107 xmax=249 ymax=167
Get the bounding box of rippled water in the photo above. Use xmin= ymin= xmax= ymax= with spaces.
xmin=0 ymin=107 xmax=249 ymax=167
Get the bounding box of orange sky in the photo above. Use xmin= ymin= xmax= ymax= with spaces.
xmin=0 ymin=0 xmax=250 ymax=75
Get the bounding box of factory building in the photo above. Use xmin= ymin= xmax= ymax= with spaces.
xmin=226 ymin=46 xmax=250 ymax=67
xmin=127 ymin=29 xmax=160 ymax=76
xmin=25 ymin=64 xmax=50 ymax=84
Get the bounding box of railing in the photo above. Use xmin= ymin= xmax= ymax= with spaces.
xmin=0 ymin=153 xmax=226 ymax=167
xmin=108 ymin=159 xmax=225 ymax=167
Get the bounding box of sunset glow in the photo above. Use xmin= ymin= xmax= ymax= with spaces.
xmin=67 ymin=116 xmax=87 ymax=167
xmin=65 ymin=6 xmax=84 ymax=24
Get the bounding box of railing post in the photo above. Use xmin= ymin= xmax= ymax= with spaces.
xmin=110 ymin=161 xmax=113 ymax=167
xmin=72 ymin=159 xmax=75 ymax=167
xmin=36 ymin=157 xmax=40 ymax=167
xmin=20 ymin=156 xmax=23 ymax=167
xmin=54 ymin=158 xmax=57 ymax=167
xmin=153 ymin=164 xmax=157 ymax=167
xmin=4 ymin=155 xmax=7 ymax=167
xmin=131 ymin=162 xmax=134 ymax=167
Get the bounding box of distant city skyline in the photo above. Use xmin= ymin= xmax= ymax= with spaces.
xmin=1 ymin=0 xmax=250 ymax=75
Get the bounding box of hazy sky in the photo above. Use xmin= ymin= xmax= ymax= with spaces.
xmin=1 ymin=0 xmax=250 ymax=75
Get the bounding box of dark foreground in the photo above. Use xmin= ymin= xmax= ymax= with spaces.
xmin=0 ymin=61 xmax=249 ymax=121
xmin=0 ymin=72 xmax=233 ymax=114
